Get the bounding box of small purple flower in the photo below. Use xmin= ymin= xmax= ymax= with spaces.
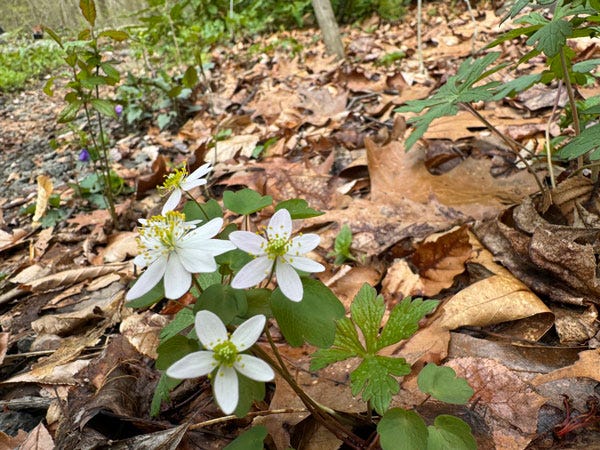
xmin=115 ymin=104 xmax=123 ymax=116
xmin=78 ymin=148 xmax=90 ymax=162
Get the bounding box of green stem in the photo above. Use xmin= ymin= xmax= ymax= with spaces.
xmin=185 ymin=192 xmax=210 ymax=221
xmin=259 ymin=327 xmax=366 ymax=449
xmin=461 ymin=103 xmax=546 ymax=195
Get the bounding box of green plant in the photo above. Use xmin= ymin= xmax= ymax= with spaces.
xmin=20 ymin=193 xmax=72 ymax=228
xmin=397 ymin=0 xmax=600 ymax=191
xmin=328 ymin=224 xmax=359 ymax=265
xmin=43 ymin=0 xmax=129 ymax=227
xmin=0 ymin=39 xmax=64 ymax=92
xmin=376 ymin=50 xmax=406 ymax=67
xmin=125 ymin=167 xmax=476 ymax=448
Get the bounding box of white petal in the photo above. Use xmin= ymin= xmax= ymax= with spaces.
xmin=276 ymin=261 xmax=303 ymax=302
xmin=288 ymin=234 xmax=320 ymax=255
xmin=188 ymin=162 xmax=212 ymax=181
xmin=180 ymin=178 xmax=207 ymax=191
xmin=214 ymin=365 xmax=238 ymax=414
xmin=182 ymin=217 xmax=223 ymax=242
xmin=163 ymin=254 xmax=191 ymax=299
xmin=166 ymin=351 xmax=217 ymax=379
xmin=267 ymin=209 xmax=292 ymax=241
xmin=286 ymin=256 xmax=325 ymax=273
xmin=231 ymin=315 xmax=265 ymax=351
xmin=195 ymin=310 xmax=228 ymax=350
xmin=162 ymin=190 xmax=182 ymax=214
xmin=231 ymin=256 xmax=273 ymax=289
xmin=235 ymin=354 xmax=275 ymax=382
xmin=229 ymin=231 xmax=267 ymax=255
xmin=133 ymin=254 xmax=149 ymax=268
xmin=203 ymin=239 xmax=236 ymax=256
xmin=126 ymin=256 xmax=167 ymax=300
xmin=177 ymin=248 xmax=217 ymax=273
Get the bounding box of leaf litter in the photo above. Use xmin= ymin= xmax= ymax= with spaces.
xmin=1 ymin=3 xmax=600 ymax=449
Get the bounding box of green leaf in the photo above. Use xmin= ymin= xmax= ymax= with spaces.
xmin=156 ymin=335 xmax=199 ymax=370
xmin=330 ymin=224 xmax=357 ymax=265
xmin=233 ymin=374 xmax=266 ymax=417
xmin=310 ymin=347 xmax=357 ymax=371
xmin=43 ymin=26 xmax=63 ymax=47
xmin=396 ymin=52 xmax=502 ymax=150
xmin=98 ymin=29 xmax=128 ymax=41
xmin=160 ymin=308 xmax=195 ymax=342
xmin=125 ymin=279 xmax=165 ymax=308
xmin=559 ymin=123 xmax=600 ymax=161
xmin=183 ymin=199 xmax=223 ymax=222
xmin=100 ymin=63 xmax=120 ymax=83
xmin=377 ymin=408 xmax=428 ymax=450
xmin=350 ymin=355 xmax=411 ymax=415
xmin=43 ymin=77 xmax=55 ymax=97
xmin=194 ymin=284 xmax=247 ymax=325
xmin=157 ymin=113 xmax=173 ymax=130
xmin=310 ymin=316 xmax=365 ymax=370
xmin=244 ymin=288 xmax=273 ymax=320
xmin=183 ymin=66 xmax=199 ymax=89
xmin=491 ymin=73 xmax=542 ymax=100
xmin=91 ymin=98 xmax=118 ymax=119
xmin=275 ymin=199 xmax=324 ymax=219
xmin=526 ymin=19 xmax=572 ymax=57
xmin=150 ymin=373 xmax=181 ymax=416
xmin=224 ymin=426 xmax=268 ymax=450
xmin=417 ymin=363 xmax=474 ymax=404
xmin=377 ymin=298 xmax=438 ymax=350
xmin=271 ymin=278 xmax=345 ymax=347
xmin=350 ymin=284 xmax=384 ymax=352
xmin=427 ymin=415 xmax=476 ymax=450
xmin=572 ymin=58 xmax=600 ymax=73
xmin=79 ymin=0 xmax=97 ymax=27
xmin=224 ymin=189 xmax=272 ymax=215
xmin=57 ymin=100 xmax=82 ymax=123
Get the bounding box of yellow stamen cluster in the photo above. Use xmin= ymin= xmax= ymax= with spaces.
xmin=137 ymin=211 xmax=189 ymax=257
xmin=213 ymin=340 xmax=239 ymax=367
xmin=265 ymin=237 xmax=290 ymax=259
xmin=158 ymin=167 xmax=188 ymax=195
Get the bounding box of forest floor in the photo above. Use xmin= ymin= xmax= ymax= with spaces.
xmin=2 ymin=2 xmax=600 ymax=449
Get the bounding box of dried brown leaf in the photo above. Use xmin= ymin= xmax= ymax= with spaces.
xmin=533 ymin=349 xmax=600 ymax=386
xmin=119 ymin=312 xmax=169 ymax=359
xmin=22 ymin=263 xmax=128 ymax=293
xmin=17 ymin=422 xmax=54 ymax=450
xmin=32 ymin=175 xmax=53 ymax=224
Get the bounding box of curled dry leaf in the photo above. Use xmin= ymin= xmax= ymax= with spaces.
xmin=119 ymin=312 xmax=170 ymax=359
xmin=32 ymin=175 xmax=53 ymax=224
xmin=21 ymin=263 xmax=129 ymax=293
xmin=18 ymin=422 xmax=54 ymax=450
xmin=533 ymin=349 xmax=600 ymax=386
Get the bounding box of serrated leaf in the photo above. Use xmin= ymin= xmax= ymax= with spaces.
xmin=417 ymin=363 xmax=474 ymax=404
xmin=526 ymin=19 xmax=572 ymax=57
xmin=271 ymin=278 xmax=345 ymax=347
xmin=156 ymin=335 xmax=199 ymax=370
xmin=79 ymin=0 xmax=97 ymax=27
xmin=100 ymin=63 xmax=120 ymax=82
xmin=160 ymin=308 xmax=195 ymax=342
xmin=275 ymin=199 xmax=324 ymax=219
xmin=351 ymin=284 xmax=384 ymax=352
xmin=377 ymin=408 xmax=428 ymax=450
xmin=150 ymin=373 xmax=181 ymax=416
xmin=427 ymin=415 xmax=477 ymax=450
xmin=91 ymin=98 xmax=118 ymax=119
xmin=224 ymin=189 xmax=272 ymax=215
xmin=377 ymin=298 xmax=438 ymax=350
xmin=224 ymin=426 xmax=268 ymax=450
xmin=98 ymin=29 xmax=128 ymax=41
xmin=310 ymin=347 xmax=357 ymax=371
xmin=310 ymin=316 xmax=365 ymax=370
xmin=350 ymin=355 xmax=411 ymax=415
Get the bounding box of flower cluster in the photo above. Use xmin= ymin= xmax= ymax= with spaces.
xmin=127 ymin=166 xmax=326 ymax=415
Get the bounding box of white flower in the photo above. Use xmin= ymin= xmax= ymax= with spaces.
xmin=166 ymin=310 xmax=274 ymax=415
xmin=229 ymin=209 xmax=325 ymax=302
xmin=160 ymin=163 xmax=212 ymax=214
xmin=126 ymin=211 xmax=235 ymax=300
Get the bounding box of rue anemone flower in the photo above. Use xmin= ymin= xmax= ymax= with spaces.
xmin=166 ymin=310 xmax=274 ymax=415
xmin=229 ymin=208 xmax=324 ymax=302
xmin=126 ymin=211 xmax=235 ymax=300
xmin=159 ymin=163 xmax=212 ymax=214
